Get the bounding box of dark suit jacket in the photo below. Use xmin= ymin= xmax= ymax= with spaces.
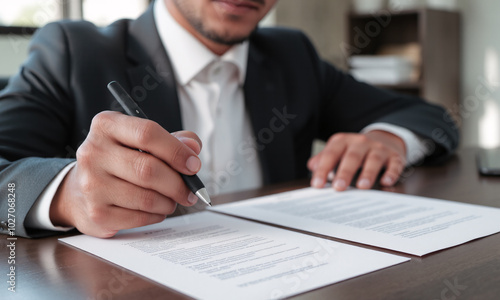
xmin=0 ymin=77 xmax=9 ymax=90
xmin=0 ymin=5 xmax=459 ymax=238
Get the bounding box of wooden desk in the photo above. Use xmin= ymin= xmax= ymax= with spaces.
xmin=1 ymin=148 xmax=499 ymax=299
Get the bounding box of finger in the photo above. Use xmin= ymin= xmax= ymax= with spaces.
xmin=100 ymin=145 xmax=196 ymax=207
xmin=307 ymin=155 xmax=318 ymax=171
xmin=380 ymin=154 xmax=405 ymax=187
xmin=91 ymin=111 xmax=201 ymax=175
xmin=356 ymin=148 xmax=388 ymax=189
xmin=308 ymin=154 xmax=335 ymax=183
xmin=106 ymin=177 xmax=180 ymax=215
xmin=333 ymin=144 xmax=370 ymax=191
xmin=309 ymin=157 xmax=335 ymax=181
xmin=310 ymin=137 xmax=347 ymax=188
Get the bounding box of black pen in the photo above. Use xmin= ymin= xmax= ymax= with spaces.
xmin=107 ymin=81 xmax=212 ymax=207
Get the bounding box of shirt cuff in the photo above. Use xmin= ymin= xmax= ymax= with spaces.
xmin=25 ymin=161 xmax=76 ymax=232
xmin=361 ymin=123 xmax=430 ymax=165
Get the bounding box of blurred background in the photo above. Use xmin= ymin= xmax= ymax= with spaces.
xmin=0 ymin=0 xmax=498 ymax=149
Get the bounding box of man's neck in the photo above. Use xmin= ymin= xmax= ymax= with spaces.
xmin=165 ymin=0 xmax=232 ymax=56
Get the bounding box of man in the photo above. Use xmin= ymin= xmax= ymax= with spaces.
xmin=0 ymin=0 xmax=459 ymax=238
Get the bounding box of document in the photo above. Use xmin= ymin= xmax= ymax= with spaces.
xmin=210 ymin=188 xmax=500 ymax=256
xmin=60 ymin=212 xmax=408 ymax=300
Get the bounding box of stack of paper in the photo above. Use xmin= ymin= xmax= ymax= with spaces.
xmin=211 ymin=188 xmax=500 ymax=256
xmin=61 ymin=212 xmax=409 ymax=300
xmin=60 ymin=188 xmax=500 ymax=299
xmin=349 ymin=55 xmax=413 ymax=85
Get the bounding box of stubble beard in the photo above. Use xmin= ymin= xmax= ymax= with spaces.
xmin=191 ymin=16 xmax=254 ymax=46
xmin=172 ymin=0 xmax=256 ymax=46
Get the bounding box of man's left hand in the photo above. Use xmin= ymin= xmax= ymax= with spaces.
xmin=307 ymin=130 xmax=407 ymax=191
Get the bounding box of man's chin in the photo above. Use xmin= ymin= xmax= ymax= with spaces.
xmin=207 ymin=34 xmax=248 ymax=46
xmin=198 ymin=27 xmax=257 ymax=46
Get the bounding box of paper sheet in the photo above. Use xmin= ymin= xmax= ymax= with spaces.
xmin=60 ymin=212 xmax=408 ymax=300
xmin=210 ymin=188 xmax=500 ymax=256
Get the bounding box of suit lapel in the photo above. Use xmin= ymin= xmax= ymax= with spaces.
xmin=245 ymin=41 xmax=296 ymax=184
xmin=125 ymin=5 xmax=183 ymax=132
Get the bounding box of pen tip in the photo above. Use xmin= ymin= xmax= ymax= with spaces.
xmin=196 ymin=189 xmax=212 ymax=207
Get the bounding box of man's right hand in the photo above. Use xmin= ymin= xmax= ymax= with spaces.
xmin=49 ymin=111 xmax=202 ymax=238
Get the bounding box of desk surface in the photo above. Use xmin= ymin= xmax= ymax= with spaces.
xmin=1 ymin=148 xmax=499 ymax=300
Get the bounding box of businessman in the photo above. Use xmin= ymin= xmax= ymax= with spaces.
xmin=0 ymin=0 xmax=459 ymax=238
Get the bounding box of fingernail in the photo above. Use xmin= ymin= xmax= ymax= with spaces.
xmin=188 ymin=192 xmax=198 ymax=204
xmin=358 ymin=178 xmax=371 ymax=189
xmin=311 ymin=177 xmax=324 ymax=188
xmin=382 ymin=176 xmax=394 ymax=186
xmin=186 ymin=156 xmax=201 ymax=172
xmin=333 ymin=179 xmax=347 ymax=190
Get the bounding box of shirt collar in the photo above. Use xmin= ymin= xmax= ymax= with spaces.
xmin=154 ymin=0 xmax=248 ymax=86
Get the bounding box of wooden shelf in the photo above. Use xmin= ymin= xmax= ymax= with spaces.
xmin=346 ymin=9 xmax=460 ymax=110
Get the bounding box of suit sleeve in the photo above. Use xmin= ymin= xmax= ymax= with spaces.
xmin=299 ymin=33 xmax=460 ymax=163
xmin=0 ymin=22 xmax=76 ymax=238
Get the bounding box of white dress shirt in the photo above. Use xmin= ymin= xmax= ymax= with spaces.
xmin=155 ymin=0 xmax=263 ymax=196
xmin=25 ymin=0 xmax=428 ymax=232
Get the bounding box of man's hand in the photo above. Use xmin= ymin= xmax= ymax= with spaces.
xmin=49 ymin=111 xmax=203 ymax=238
xmin=308 ymin=130 xmax=407 ymax=191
